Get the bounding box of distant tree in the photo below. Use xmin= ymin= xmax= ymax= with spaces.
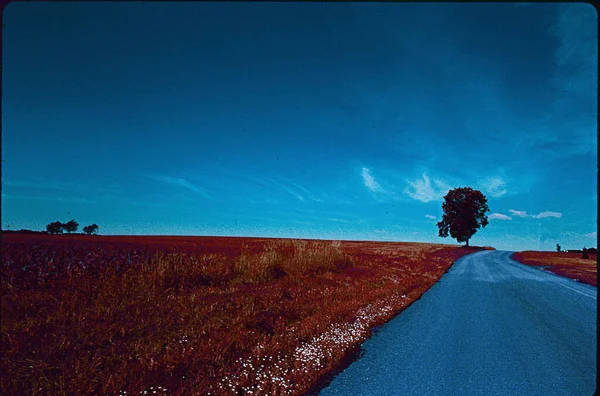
xmin=63 ymin=219 xmax=79 ymax=234
xmin=46 ymin=221 xmax=64 ymax=234
xmin=582 ymin=247 xmax=589 ymax=259
xmin=437 ymin=187 xmax=490 ymax=247
xmin=556 ymin=244 xmax=561 ymax=252
xmin=82 ymin=223 xmax=99 ymax=235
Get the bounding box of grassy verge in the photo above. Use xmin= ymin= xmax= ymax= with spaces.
xmin=512 ymin=251 xmax=597 ymax=287
xmin=2 ymin=235 xmax=481 ymax=395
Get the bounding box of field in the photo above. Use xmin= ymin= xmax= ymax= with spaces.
xmin=2 ymin=233 xmax=486 ymax=395
xmin=512 ymin=251 xmax=597 ymax=287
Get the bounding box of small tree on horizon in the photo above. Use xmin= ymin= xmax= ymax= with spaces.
xmin=83 ymin=223 xmax=99 ymax=235
xmin=63 ymin=219 xmax=79 ymax=234
xmin=437 ymin=187 xmax=490 ymax=247
xmin=46 ymin=221 xmax=63 ymax=234
xmin=556 ymin=244 xmax=561 ymax=252
xmin=582 ymin=247 xmax=589 ymax=259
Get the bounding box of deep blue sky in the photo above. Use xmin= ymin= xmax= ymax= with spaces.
xmin=2 ymin=2 xmax=597 ymax=251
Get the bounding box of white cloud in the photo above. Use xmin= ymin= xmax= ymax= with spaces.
xmin=425 ymin=214 xmax=436 ymax=220
xmin=509 ymin=209 xmax=529 ymax=217
xmin=585 ymin=232 xmax=597 ymax=238
xmin=405 ymin=173 xmax=449 ymax=203
xmin=531 ymin=211 xmax=562 ymax=219
xmin=489 ymin=213 xmax=512 ymax=221
xmin=508 ymin=209 xmax=562 ymax=219
xmin=480 ymin=177 xmax=508 ymax=197
xmin=361 ymin=167 xmax=383 ymax=193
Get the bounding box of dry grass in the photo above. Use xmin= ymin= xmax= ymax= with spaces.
xmin=512 ymin=251 xmax=597 ymax=287
xmin=2 ymin=234 xmax=482 ymax=395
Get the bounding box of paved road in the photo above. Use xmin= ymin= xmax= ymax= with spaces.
xmin=321 ymin=251 xmax=597 ymax=395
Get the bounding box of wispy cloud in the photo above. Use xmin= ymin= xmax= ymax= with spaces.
xmin=425 ymin=214 xmax=436 ymax=220
xmin=405 ymin=173 xmax=450 ymax=203
xmin=273 ymin=178 xmax=328 ymax=202
xmin=489 ymin=213 xmax=512 ymax=220
xmin=3 ymin=178 xmax=125 ymax=196
xmin=147 ymin=174 xmax=211 ymax=199
xmin=479 ymin=177 xmax=508 ymax=198
xmin=509 ymin=209 xmax=529 ymax=217
xmin=361 ymin=167 xmax=383 ymax=193
xmin=508 ymin=209 xmax=562 ymax=219
xmin=2 ymin=193 xmax=97 ymax=204
xmin=585 ymin=232 xmax=597 ymax=238
xmin=276 ymin=182 xmax=305 ymax=201
xmin=531 ymin=211 xmax=562 ymax=219
xmin=227 ymin=171 xmax=324 ymax=202
xmin=326 ymin=217 xmax=352 ymax=224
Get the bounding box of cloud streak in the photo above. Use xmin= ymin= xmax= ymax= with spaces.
xmin=425 ymin=214 xmax=436 ymax=220
xmin=489 ymin=213 xmax=512 ymax=220
xmin=509 ymin=209 xmax=529 ymax=217
xmin=147 ymin=174 xmax=212 ymax=199
xmin=2 ymin=193 xmax=97 ymax=204
xmin=361 ymin=167 xmax=383 ymax=193
xmin=405 ymin=173 xmax=450 ymax=203
xmin=479 ymin=177 xmax=508 ymax=198
xmin=531 ymin=211 xmax=562 ymax=219
xmin=3 ymin=178 xmax=125 ymax=196
xmin=509 ymin=209 xmax=562 ymax=219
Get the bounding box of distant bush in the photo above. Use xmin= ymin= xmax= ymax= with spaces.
xmin=582 ymin=248 xmax=589 ymax=259
xmin=46 ymin=221 xmax=64 ymax=234
xmin=82 ymin=224 xmax=99 ymax=235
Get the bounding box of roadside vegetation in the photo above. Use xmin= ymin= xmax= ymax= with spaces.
xmin=512 ymin=250 xmax=597 ymax=287
xmin=1 ymin=234 xmax=484 ymax=395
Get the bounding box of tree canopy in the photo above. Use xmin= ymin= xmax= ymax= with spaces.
xmin=83 ymin=224 xmax=99 ymax=235
xmin=437 ymin=187 xmax=489 ymax=246
xmin=46 ymin=221 xmax=64 ymax=234
xmin=63 ymin=219 xmax=79 ymax=234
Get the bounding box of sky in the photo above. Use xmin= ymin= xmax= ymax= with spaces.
xmin=1 ymin=2 xmax=597 ymax=251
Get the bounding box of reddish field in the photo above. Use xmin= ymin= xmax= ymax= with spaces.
xmin=512 ymin=251 xmax=597 ymax=287
xmin=1 ymin=233 xmax=487 ymax=395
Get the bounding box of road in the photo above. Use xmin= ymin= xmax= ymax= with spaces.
xmin=320 ymin=250 xmax=597 ymax=395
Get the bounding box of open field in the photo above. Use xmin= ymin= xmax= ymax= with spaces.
xmin=512 ymin=251 xmax=597 ymax=287
xmin=2 ymin=234 xmax=487 ymax=395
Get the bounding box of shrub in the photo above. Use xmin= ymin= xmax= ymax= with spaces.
xmin=582 ymin=248 xmax=589 ymax=259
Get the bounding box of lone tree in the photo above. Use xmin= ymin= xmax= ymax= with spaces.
xmin=46 ymin=221 xmax=64 ymax=234
xmin=556 ymin=244 xmax=562 ymax=252
xmin=83 ymin=223 xmax=99 ymax=235
xmin=437 ymin=187 xmax=490 ymax=247
xmin=63 ymin=219 xmax=79 ymax=234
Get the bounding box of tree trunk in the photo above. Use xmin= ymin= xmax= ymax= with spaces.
xmin=465 ymin=239 xmax=469 ymax=247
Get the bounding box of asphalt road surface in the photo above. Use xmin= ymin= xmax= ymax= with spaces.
xmin=321 ymin=250 xmax=597 ymax=395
